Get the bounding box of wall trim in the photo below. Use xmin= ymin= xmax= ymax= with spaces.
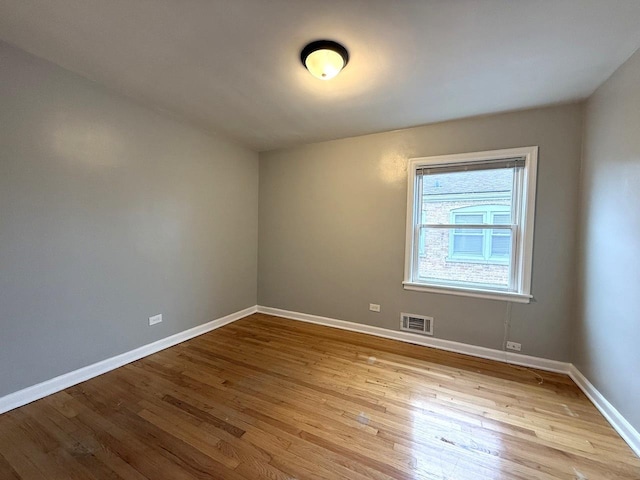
xmin=568 ymin=365 xmax=640 ymax=457
xmin=0 ymin=305 xmax=257 ymax=415
xmin=256 ymin=306 xmax=570 ymax=373
xmin=257 ymin=305 xmax=640 ymax=457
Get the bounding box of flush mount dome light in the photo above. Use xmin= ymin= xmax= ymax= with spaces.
xmin=300 ymin=40 xmax=349 ymax=80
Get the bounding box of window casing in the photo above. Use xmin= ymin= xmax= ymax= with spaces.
xmin=403 ymin=147 xmax=538 ymax=303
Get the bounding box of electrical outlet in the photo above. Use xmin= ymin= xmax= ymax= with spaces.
xmin=149 ymin=314 xmax=163 ymax=326
xmin=369 ymin=303 xmax=381 ymax=312
xmin=506 ymin=341 xmax=521 ymax=352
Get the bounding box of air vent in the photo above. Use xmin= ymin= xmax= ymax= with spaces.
xmin=400 ymin=313 xmax=433 ymax=336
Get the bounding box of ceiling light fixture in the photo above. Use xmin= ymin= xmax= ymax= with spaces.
xmin=300 ymin=40 xmax=349 ymax=80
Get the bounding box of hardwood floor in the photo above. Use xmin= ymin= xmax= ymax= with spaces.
xmin=0 ymin=313 xmax=638 ymax=479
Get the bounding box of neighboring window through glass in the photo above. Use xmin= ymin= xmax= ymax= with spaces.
xmin=490 ymin=213 xmax=511 ymax=258
xmin=448 ymin=206 xmax=511 ymax=263
xmin=452 ymin=213 xmax=484 ymax=257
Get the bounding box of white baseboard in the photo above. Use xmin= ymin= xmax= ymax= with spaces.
xmin=256 ymin=306 xmax=570 ymax=374
xmin=568 ymin=365 xmax=640 ymax=457
xmin=3 ymin=304 xmax=638 ymax=459
xmin=0 ymin=305 xmax=257 ymax=415
xmin=257 ymin=305 xmax=640 ymax=458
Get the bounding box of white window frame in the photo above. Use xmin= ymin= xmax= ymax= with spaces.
xmin=403 ymin=146 xmax=538 ymax=303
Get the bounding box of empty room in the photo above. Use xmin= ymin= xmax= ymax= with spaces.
xmin=1 ymin=1 xmax=639 ymax=478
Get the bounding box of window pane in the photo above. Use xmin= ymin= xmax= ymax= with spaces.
xmin=490 ymin=231 xmax=511 ymax=257
xmin=418 ymin=227 xmax=511 ymax=289
xmin=493 ymin=213 xmax=511 ymax=224
xmin=454 ymin=214 xmax=483 ymax=225
xmin=453 ymin=233 xmax=483 ymax=255
xmin=453 ymin=213 xmax=484 ymax=240
xmin=491 ymin=213 xmax=511 ymax=257
xmin=421 ymin=168 xmax=514 ymax=224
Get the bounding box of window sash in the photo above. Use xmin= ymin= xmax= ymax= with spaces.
xmin=414 ymin=225 xmax=518 ymax=290
xmin=413 ymin=164 xmax=522 ymax=291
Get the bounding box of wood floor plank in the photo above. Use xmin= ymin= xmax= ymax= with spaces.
xmin=0 ymin=313 xmax=638 ymax=479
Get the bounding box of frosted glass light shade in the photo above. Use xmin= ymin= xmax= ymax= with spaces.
xmin=301 ymin=40 xmax=349 ymax=80
xmin=304 ymin=49 xmax=345 ymax=80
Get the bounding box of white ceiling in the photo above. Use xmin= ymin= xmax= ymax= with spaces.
xmin=1 ymin=1 xmax=640 ymax=152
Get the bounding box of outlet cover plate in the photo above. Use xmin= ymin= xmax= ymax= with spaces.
xmin=506 ymin=341 xmax=522 ymax=351
xmin=149 ymin=314 xmax=163 ymax=326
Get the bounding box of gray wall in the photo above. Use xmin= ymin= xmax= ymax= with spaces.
xmin=2 ymin=32 xmax=636 ymax=434
xmin=574 ymin=49 xmax=640 ymax=431
xmin=259 ymin=104 xmax=583 ymax=361
xmin=0 ymin=42 xmax=259 ymax=397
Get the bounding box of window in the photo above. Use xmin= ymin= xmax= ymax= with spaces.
xmin=449 ymin=205 xmax=510 ymax=263
xmin=403 ymin=147 xmax=538 ymax=302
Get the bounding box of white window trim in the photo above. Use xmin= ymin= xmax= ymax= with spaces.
xmin=403 ymin=146 xmax=538 ymax=303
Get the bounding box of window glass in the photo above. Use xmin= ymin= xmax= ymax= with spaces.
xmin=404 ymin=147 xmax=538 ymax=300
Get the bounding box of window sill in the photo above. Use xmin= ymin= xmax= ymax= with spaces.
xmin=402 ymin=281 xmax=532 ymax=303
